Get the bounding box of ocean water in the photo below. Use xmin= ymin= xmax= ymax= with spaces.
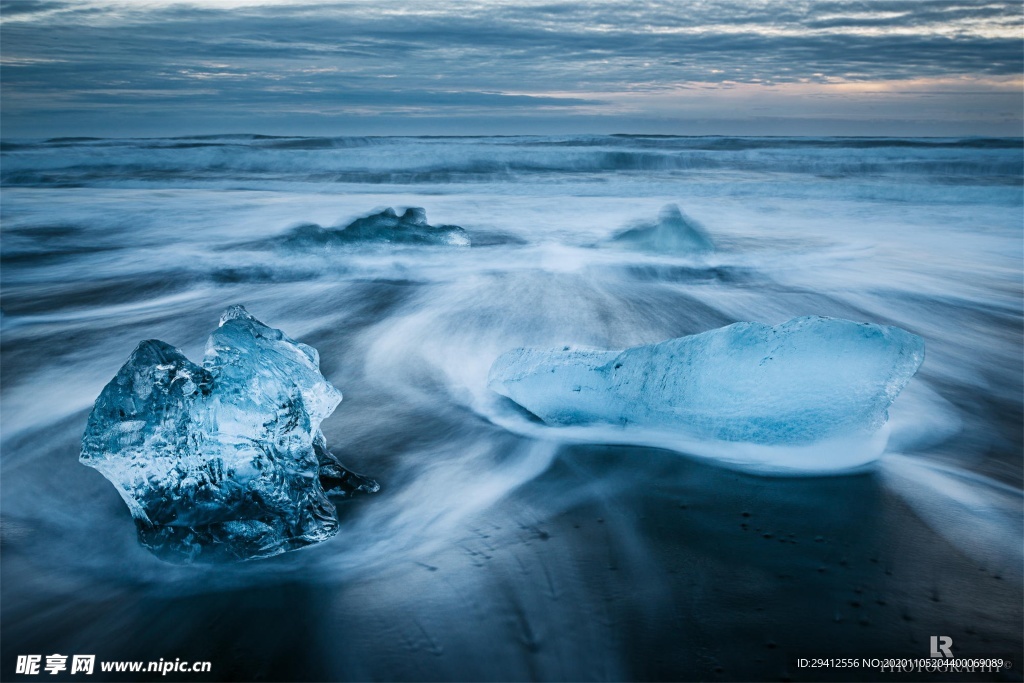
xmin=1 ymin=135 xmax=1021 ymax=681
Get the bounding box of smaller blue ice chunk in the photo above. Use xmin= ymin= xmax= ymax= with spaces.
xmin=610 ymin=204 xmax=714 ymax=254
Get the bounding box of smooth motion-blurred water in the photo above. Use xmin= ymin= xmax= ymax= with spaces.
xmin=2 ymin=136 xmax=1021 ymax=681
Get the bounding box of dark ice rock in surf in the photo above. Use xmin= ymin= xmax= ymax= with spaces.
xmin=283 ymin=207 xmax=470 ymax=247
xmin=80 ymin=305 xmax=378 ymax=563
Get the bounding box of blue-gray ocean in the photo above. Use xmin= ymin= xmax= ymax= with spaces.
xmin=2 ymin=135 xmax=1021 ymax=681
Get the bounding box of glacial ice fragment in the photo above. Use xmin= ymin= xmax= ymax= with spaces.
xmin=80 ymin=305 xmax=378 ymax=563
xmin=282 ymin=207 xmax=470 ymax=247
xmin=610 ymin=204 xmax=714 ymax=254
xmin=488 ymin=316 xmax=925 ymax=473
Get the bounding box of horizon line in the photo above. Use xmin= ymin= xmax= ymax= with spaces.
xmin=4 ymin=133 xmax=1022 ymax=143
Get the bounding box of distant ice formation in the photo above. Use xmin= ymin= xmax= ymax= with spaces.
xmin=282 ymin=207 xmax=470 ymax=247
xmin=80 ymin=305 xmax=378 ymax=563
xmin=609 ymin=204 xmax=714 ymax=254
xmin=488 ymin=316 xmax=925 ymax=473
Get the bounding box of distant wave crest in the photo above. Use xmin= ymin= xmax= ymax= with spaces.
xmin=2 ymin=135 xmax=1021 ymax=188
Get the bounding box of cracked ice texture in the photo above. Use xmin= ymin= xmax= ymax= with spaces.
xmin=488 ymin=317 xmax=925 ymax=469
xmin=80 ymin=305 xmax=377 ymax=563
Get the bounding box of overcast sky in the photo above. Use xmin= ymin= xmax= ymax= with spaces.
xmin=1 ymin=0 xmax=1021 ymax=137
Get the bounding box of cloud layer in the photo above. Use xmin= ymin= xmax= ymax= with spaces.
xmin=1 ymin=0 xmax=1021 ymax=136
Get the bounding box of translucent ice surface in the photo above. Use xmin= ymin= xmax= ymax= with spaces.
xmin=488 ymin=316 xmax=925 ymax=473
xmin=80 ymin=305 xmax=378 ymax=563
